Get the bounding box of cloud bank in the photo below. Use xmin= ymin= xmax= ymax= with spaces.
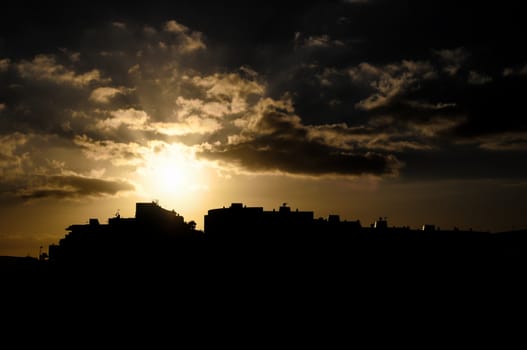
xmin=1 ymin=2 xmax=526 ymax=201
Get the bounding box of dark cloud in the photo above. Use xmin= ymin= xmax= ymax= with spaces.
xmin=19 ymin=175 xmax=134 ymax=200
xmin=198 ymin=99 xmax=400 ymax=176
xmin=199 ymin=140 xmax=398 ymax=177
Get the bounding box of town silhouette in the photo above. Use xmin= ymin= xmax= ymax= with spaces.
xmin=3 ymin=200 xmax=527 ymax=329
xmin=3 ymin=200 xmax=526 ymax=278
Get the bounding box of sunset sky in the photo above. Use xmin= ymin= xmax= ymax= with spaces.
xmin=1 ymin=0 xmax=526 ymax=256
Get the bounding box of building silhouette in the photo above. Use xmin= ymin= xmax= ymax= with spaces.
xmin=40 ymin=200 xmax=527 ymax=273
xmin=48 ymin=201 xmax=201 ymax=267
xmin=205 ymin=202 xmax=315 ymax=241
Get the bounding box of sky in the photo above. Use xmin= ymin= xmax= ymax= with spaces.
xmin=1 ymin=0 xmax=527 ymax=256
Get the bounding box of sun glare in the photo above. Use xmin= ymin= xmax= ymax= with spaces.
xmin=136 ymin=143 xmax=209 ymax=200
xmin=157 ymin=162 xmax=188 ymax=192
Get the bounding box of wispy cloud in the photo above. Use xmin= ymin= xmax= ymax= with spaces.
xmin=503 ymin=64 xmax=527 ymax=77
xmin=433 ymin=47 xmax=469 ymax=76
xmin=476 ymin=132 xmax=527 ymax=151
xmin=150 ymin=117 xmax=222 ymax=136
xmin=164 ymin=20 xmax=190 ymax=33
xmin=0 ymin=58 xmax=9 ymax=72
xmin=16 ymin=55 xmax=106 ymax=86
xmin=89 ymin=87 xmax=126 ymax=104
xmin=350 ymin=60 xmax=437 ymax=110
xmin=468 ymin=70 xmax=492 ymax=85
xmin=0 ymin=133 xmax=30 ymax=180
xmin=112 ymin=21 xmax=126 ymax=29
xmin=74 ymin=135 xmax=145 ymax=167
xmin=294 ymin=33 xmax=345 ymax=49
xmin=163 ymin=19 xmax=206 ymax=52
xmin=95 ymin=108 xmax=149 ymax=131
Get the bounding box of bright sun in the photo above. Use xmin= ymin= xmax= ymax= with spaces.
xmin=136 ymin=142 xmax=209 ymax=199
xmin=156 ymin=162 xmax=189 ymax=192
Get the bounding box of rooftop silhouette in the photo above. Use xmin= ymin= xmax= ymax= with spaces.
xmin=47 ymin=201 xmax=202 ymax=269
xmin=2 ymin=200 xmax=526 ymax=279
xmin=42 ymin=200 xmax=524 ymax=265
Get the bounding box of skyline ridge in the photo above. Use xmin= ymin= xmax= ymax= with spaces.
xmin=44 ymin=200 xmax=527 ymax=263
xmin=1 ymin=198 xmax=525 ymax=260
